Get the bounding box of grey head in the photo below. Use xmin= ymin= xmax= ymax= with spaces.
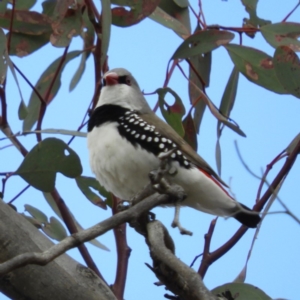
xmin=96 ymin=68 xmax=152 ymax=114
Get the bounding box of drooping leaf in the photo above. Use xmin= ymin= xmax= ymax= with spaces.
xmin=286 ymin=133 xmax=300 ymax=155
xmin=182 ymin=111 xmax=197 ymax=151
xmin=69 ymin=8 xmax=94 ymax=91
xmin=172 ymin=30 xmax=234 ymax=59
xmin=219 ymin=66 xmax=239 ymax=117
xmin=75 ymin=176 xmax=107 ymax=209
xmin=241 ymin=0 xmax=271 ymax=30
xmin=212 ymin=282 xmax=272 ymax=300
xmin=101 ymin=0 xmax=111 ymax=68
xmin=273 ymin=46 xmax=300 ymax=99
xmin=15 ymin=0 xmax=37 ymax=10
xmin=0 ymin=10 xmax=52 ymax=34
xmin=111 ymin=0 xmax=160 ymax=27
xmin=42 ymin=216 xmax=68 ymax=241
xmin=156 ymin=87 xmax=185 ymax=137
xmin=42 ymin=0 xmax=56 ymax=17
xmin=18 ymin=99 xmax=28 ymax=120
xmin=215 ymin=137 xmax=222 ymax=176
xmin=0 ymin=28 xmax=8 ymax=85
xmin=149 ymin=6 xmax=189 ymax=38
xmin=216 ymin=67 xmax=239 ymax=175
xmin=16 ymin=138 xmax=83 ymax=192
xmin=188 ymin=78 xmax=246 ymax=137
xmin=24 ymin=204 xmax=48 ymax=223
xmin=225 ymin=44 xmax=287 ymax=94
xmin=23 ymin=50 xmax=81 ymax=131
xmin=50 ymin=9 xmax=82 ymax=47
xmin=261 ymin=22 xmax=300 ymax=52
xmin=51 ymin=0 xmax=74 ymax=24
xmin=7 ymin=32 xmax=50 ymax=57
xmin=150 ymin=0 xmax=190 ymax=38
xmin=0 ymin=0 xmax=8 ymax=13
xmin=188 ymin=25 xmax=211 ymax=133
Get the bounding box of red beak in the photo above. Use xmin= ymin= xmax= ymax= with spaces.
xmin=105 ymin=72 xmax=119 ymax=86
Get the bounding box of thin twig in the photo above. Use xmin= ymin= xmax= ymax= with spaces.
xmin=111 ymin=196 xmax=131 ymax=300
xmin=199 ymin=138 xmax=300 ymax=278
xmin=282 ymin=1 xmax=300 ymax=22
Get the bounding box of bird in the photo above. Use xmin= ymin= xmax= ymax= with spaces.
xmin=87 ymin=68 xmax=261 ymax=229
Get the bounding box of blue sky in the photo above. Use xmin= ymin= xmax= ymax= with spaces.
xmin=1 ymin=1 xmax=300 ymax=299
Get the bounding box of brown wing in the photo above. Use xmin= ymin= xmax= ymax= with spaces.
xmin=141 ymin=112 xmax=228 ymax=187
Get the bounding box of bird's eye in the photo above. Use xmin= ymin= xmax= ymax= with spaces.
xmin=102 ymin=79 xmax=106 ymax=86
xmin=118 ymin=75 xmax=131 ymax=86
xmin=125 ymin=77 xmax=131 ymax=85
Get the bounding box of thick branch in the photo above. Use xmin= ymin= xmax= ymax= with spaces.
xmin=147 ymin=221 xmax=218 ymax=300
xmin=0 ymin=193 xmax=170 ymax=276
xmin=0 ymin=199 xmax=116 ymax=300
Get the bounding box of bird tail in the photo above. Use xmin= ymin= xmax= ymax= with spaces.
xmin=233 ymin=203 xmax=261 ymax=228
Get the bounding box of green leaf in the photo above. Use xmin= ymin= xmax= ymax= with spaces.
xmin=24 ymin=204 xmax=48 ymax=223
xmin=0 ymin=0 xmax=8 ymax=13
xmin=159 ymin=0 xmax=190 ymax=35
xmin=8 ymin=32 xmax=50 ymax=57
xmin=18 ymin=99 xmax=28 ymax=120
xmin=15 ymin=0 xmax=37 ymax=10
xmin=50 ymin=9 xmax=82 ymax=47
xmin=273 ymin=46 xmax=300 ymax=99
xmin=111 ymin=0 xmax=160 ymax=27
xmin=0 ymin=10 xmax=52 ymax=34
xmin=22 ymin=50 xmax=81 ymax=131
xmin=149 ymin=6 xmax=189 ymax=38
xmin=69 ymin=9 xmax=94 ymax=91
xmin=75 ymin=176 xmax=107 ymax=209
xmin=172 ymin=30 xmax=234 ymax=59
xmin=188 ymin=26 xmax=211 ymax=133
xmin=241 ymin=0 xmax=271 ymax=29
xmin=182 ymin=111 xmax=197 ymax=151
xmin=219 ymin=67 xmax=239 ymax=117
xmin=212 ymin=282 xmax=272 ymax=300
xmin=156 ymin=87 xmax=185 ymax=137
xmin=215 ymin=138 xmax=221 ymax=176
xmin=100 ymin=0 xmax=111 ymax=67
xmin=42 ymin=216 xmax=68 ymax=241
xmin=225 ymin=44 xmax=287 ymax=94
xmin=16 ymin=138 xmax=83 ymax=192
xmin=286 ymin=133 xmax=300 ymax=155
xmin=261 ymin=22 xmax=300 ymax=52
xmin=216 ymin=67 xmax=239 ymax=175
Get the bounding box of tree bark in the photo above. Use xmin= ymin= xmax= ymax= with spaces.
xmin=0 ymin=199 xmax=116 ymax=300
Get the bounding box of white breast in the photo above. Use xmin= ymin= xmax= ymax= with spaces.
xmin=87 ymin=122 xmax=160 ymax=200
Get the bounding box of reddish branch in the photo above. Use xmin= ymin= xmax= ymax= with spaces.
xmin=36 ymin=46 xmax=70 ymax=142
xmin=282 ymin=1 xmax=300 ymax=22
xmin=198 ymin=139 xmax=300 ymax=278
xmin=51 ymin=189 xmax=105 ymax=282
xmin=111 ymin=196 xmax=131 ymax=300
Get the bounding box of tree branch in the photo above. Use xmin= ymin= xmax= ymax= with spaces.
xmin=0 ymin=193 xmax=170 ymax=276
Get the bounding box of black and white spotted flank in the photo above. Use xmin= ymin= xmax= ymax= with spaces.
xmin=88 ymin=104 xmax=191 ymax=169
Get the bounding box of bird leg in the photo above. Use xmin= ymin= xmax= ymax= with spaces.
xmin=171 ymin=204 xmax=193 ymax=236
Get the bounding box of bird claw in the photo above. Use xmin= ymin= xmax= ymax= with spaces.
xmin=171 ymin=204 xmax=193 ymax=236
